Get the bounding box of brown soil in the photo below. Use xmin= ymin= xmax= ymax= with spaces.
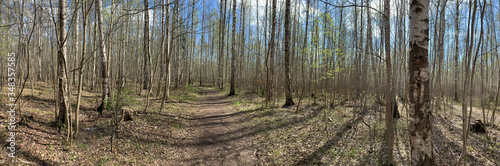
xmin=169 ymin=88 xmax=259 ymax=165
xmin=0 ymin=84 xmax=262 ymax=165
xmin=1 ymin=83 xmax=499 ymax=165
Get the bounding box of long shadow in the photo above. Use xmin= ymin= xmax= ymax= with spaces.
xmin=81 ymin=94 xmax=98 ymax=98
xmin=174 ymin=145 xmax=255 ymax=164
xmin=19 ymin=117 xmax=64 ymax=147
xmin=23 ymin=95 xmax=55 ymax=105
xmin=19 ymin=130 xmax=60 ymax=146
xmin=167 ymin=105 xmax=325 ymax=164
xmin=200 ymin=101 xmax=232 ymax=105
xmin=22 ymin=121 xmax=58 ymax=136
xmin=155 ymin=108 xmax=263 ymax=121
xmin=295 ymin=108 xmax=369 ymax=165
xmin=433 ymin=115 xmax=480 ymax=165
xmin=70 ymin=103 xmax=95 ymax=112
xmin=472 ymin=135 xmax=500 ymax=165
xmin=24 ymin=93 xmax=95 ymax=113
xmin=120 ymin=105 xmax=323 ymax=148
xmin=165 ymin=100 xmax=190 ymax=104
xmin=183 ymin=106 xmax=323 ymax=146
xmin=17 ymin=149 xmax=54 ymax=166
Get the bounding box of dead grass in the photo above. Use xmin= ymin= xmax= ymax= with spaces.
xmin=1 ymin=82 xmax=499 ymax=165
xmin=228 ymin=91 xmax=500 ymax=165
xmin=0 ymin=82 xmax=201 ymax=165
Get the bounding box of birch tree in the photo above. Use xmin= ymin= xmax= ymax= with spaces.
xmin=96 ymin=0 xmax=109 ymax=114
xmin=409 ymin=0 xmax=434 ymax=164
xmin=56 ymin=0 xmax=70 ymax=130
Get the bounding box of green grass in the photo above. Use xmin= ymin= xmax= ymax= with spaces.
xmin=185 ymin=84 xmax=200 ymax=94
xmin=170 ymin=121 xmax=183 ymax=129
xmin=78 ymin=143 xmax=88 ymax=149
xmin=232 ymin=99 xmax=250 ymax=107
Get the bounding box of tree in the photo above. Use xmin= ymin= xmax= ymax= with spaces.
xmin=160 ymin=0 xmax=172 ymax=113
xmin=75 ymin=0 xmax=92 ymax=138
xmin=56 ymin=0 xmax=71 ymax=143
xmin=228 ymin=0 xmax=237 ymax=96
xmin=189 ymin=0 xmax=195 ymax=85
xmin=218 ymin=0 xmax=227 ymax=89
xmin=295 ymin=0 xmax=310 ymax=110
xmin=383 ymin=0 xmax=394 ymax=164
xmin=96 ymin=0 xmax=109 ymax=114
xmin=409 ymin=0 xmax=434 ymax=164
xmin=143 ymin=0 xmax=154 ymax=112
xmin=282 ymin=0 xmax=294 ymax=107
xmin=460 ymin=0 xmax=485 ymax=164
xmin=435 ymin=0 xmax=448 ymax=109
xmin=143 ymin=0 xmax=151 ymax=91
xmin=265 ymin=0 xmax=277 ymax=106
xmin=239 ymin=0 xmax=246 ymax=90
xmin=454 ymin=0 xmax=461 ymax=102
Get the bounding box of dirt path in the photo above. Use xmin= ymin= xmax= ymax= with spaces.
xmin=172 ymin=88 xmax=259 ymax=165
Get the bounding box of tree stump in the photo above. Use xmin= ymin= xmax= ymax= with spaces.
xmin=122 ymin=107 xmax=134 ymax=121
xmin=470 ymin=120 xmax=486 ymax=133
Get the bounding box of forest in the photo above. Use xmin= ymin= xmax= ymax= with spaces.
xmin=0 ymin=0 xmax=499 ymax=165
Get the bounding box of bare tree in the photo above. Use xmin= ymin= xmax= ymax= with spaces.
xmin=454 ymin=0 xmax=461 ymax=102
xmin=228 ymin=0 xmax=237 ymax=96
xmin=218 ymin=0 xmax=227 ymax=89
xmin=189 ymin=0 xmax=195 ymax=85
xmin=74 ymin=0 xmax=92 ymax=138
xmin=409 ymin=0 xmax=434 ymax=164
xmin=96 ymin=0 xmax=109 ymax=114
xmin=265 ymin=0 xmax=277 ymax=106
xmin=460 ymin=0 xmax=485 ymax=164
xmin=160 ymin=0 xmax=172 ymax=113
xmin=435 ymin=0 xmax=448 ymax=109
xmin=143 ymin=0 xmax=151 ymax=91
xmin=296 ymin=0 xmax=310 ymax=110
xmin=383 ymin=0 xmax=394 ymax=164
xmin=282 ymin=0 xmax=294 ymax=107
xmin=56 ymin=0 xmax=71 ymax=143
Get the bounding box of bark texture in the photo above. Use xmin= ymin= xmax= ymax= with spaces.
xmin=283 ymin=0 xmax=294 ymax=107
xmin=57 ymin=0 xmax=70 ymax=126
xmin=97 ymin=0 xmax=109 ymax=114
xmin=384 ymin=0 xmax=394 ymax=164
xmin=228 ymin=0 xmax=237 ymax=96
xmin=409 ymin=0 xmax=434 ymax=165
xmin=143 ymin=0 xmax=151 ymax=90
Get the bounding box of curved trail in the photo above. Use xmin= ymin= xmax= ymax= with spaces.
xmin=174 ymin=88 xmax=259 ymax=165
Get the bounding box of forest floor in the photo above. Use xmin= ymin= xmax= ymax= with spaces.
xmin=0 ymin=83 xmax=499 ymax=165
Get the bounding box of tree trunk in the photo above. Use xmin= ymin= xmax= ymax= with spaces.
xmin=239 ymin=1 xmax=245 ymax=90
xmin=435 ymin=0 xmax=448 ymax=110
xmin=409 ymin=0 xmax=434 ymax=164
xmin=96 ymin=0 xmax=109 ymax=114
xmin=160 ymin=0 xmax=172 ymax=113
xmin=454 ymin=0 xmax=461 ymax=102
xmin=283 ymin=0 xmax=294 ymax=107
xmin=383 ymin=0 xmax=394 ymax=164
xmin=91 ymin=11 xmax=97 ymax=91
xmin=218 ymin=0 xmax=226 ymax=89
xmin=143 ymin=0 xmax=151 ymax=91
xmin=255 ymin=0 xmax=261 ymax=93
xmin=75 ymin=0 xmax=89 ymax=138
xmin=266 ymin=0 xmax=277 ymax=106
xmin=56 ymin=0 xmax=71 ymax=140
xmin=228 ymin=0 xmax=237 ymax=96
xmin=296 ymin=0 xmax=310 ymax=110
xmin=459 ymin=0 xmax=479 ymax=164
xmin=199 ymin=1 xmax=205 ymax=86
xmin=189 ymin=0 xmax=195 ymax=85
